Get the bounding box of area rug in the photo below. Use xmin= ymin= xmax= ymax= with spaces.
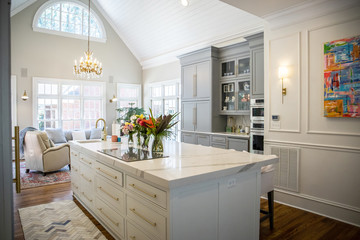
xmin=19 ymin=200 xmax=106 ymax=239
xmin=13 ymin=161 xmax=71 ymax=189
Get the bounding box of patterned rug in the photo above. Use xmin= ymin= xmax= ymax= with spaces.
xmin=19 ymin=200 xmax=106 ymax=239
xmin=13 ymin=161 xmax=71 ymax=189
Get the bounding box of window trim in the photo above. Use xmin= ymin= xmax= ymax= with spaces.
xmin=32 ymin=77 xmax=106 ymax=130
xmin=32 ymin=0 xmax=107 ymax=43
xmin=117 ymin=83 xmax=142 ymax=108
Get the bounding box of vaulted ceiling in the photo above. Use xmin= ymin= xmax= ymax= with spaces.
xmin=10 ymin=0 xmax=310 ymax=68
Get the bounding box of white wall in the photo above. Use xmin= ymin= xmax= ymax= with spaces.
xmin=11 ymin=0 xmax=142 ymax=134
xmin=264 ymin=4 xmax=360 ymax=225
xmin=142 ymin=61 xmax=181 ymax=110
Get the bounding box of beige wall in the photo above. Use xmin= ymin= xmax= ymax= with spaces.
xmin=11 ymin=0 xmax=142 ymax=133
xmin=142 ymin=61 xmax=181 ymax=109
xmin=264 ymin=5 xmax=360 ymax=225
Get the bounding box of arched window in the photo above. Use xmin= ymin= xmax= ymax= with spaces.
xmin=33 ymin=0 xmax=106 ymax=42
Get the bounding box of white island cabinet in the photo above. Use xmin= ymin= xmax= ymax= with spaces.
xmin=69 ymin=141 xmax=278 ymax=240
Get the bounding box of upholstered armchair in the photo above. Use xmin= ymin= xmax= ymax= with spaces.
xmin=23 ymin=131 xmax=70 ymax=176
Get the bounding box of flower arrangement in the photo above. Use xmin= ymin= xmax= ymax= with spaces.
xmin=121 ymin=108 xmax=179 ymax=152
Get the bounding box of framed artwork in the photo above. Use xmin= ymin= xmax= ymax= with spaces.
xmin=323 ymin=35 xmax=360 ymax=118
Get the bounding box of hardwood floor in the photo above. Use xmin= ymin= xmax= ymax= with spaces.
xmin=13 ymin=182 xmax=360 ymax=240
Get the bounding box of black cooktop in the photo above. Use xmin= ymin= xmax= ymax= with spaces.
xmin=98 ymin=147 xmax=168 ymax=162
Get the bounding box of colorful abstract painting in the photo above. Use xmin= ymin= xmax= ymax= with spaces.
xmin=324 ymin=35 xmax=360 ymax=117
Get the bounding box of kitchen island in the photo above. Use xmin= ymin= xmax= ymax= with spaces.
xmin=69 ymin=140 xmax=278 ymax=240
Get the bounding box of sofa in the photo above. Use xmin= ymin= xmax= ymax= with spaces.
xmin=45 ymin=128 xmax=102 ymax=146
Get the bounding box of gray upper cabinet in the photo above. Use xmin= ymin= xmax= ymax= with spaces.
xmin=246 ymin=33 xmax=264 ymax=99
xmin=251 ymin=47 xmax=264 ymax=98
xmin=182 ymin=65 xmax=196 ymax=99
xmin=179 ymin=47 xmax=226 ymax=137
xmin=182 ymin=61 xmax=211 ymax=100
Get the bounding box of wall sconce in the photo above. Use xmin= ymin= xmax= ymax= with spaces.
xmin=109 ymin=95 xmax=118 ymax=103
xmin=21 ymin=90 xmax=29 ymax=101
xmin=278 ymin=67 xmax=288 ymax=104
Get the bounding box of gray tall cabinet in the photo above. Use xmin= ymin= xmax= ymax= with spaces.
xmin=179 ymin=47 xmax=226 ymax=143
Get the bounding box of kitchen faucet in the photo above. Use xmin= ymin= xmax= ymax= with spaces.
xmin=95 ymin=118 xmax=107 ymax=141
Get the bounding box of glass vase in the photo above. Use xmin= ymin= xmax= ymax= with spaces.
xmin=152 ymin=134 xmax=164 ymax=153
xmin=128 ymin=132 xmax=134 ymax=145
xmin=136 ymin=131 xmax=141 ymax=146
xmin=141 ymin=134 xmax=149 ymax=150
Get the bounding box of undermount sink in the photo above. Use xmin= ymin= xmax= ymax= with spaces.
xmin=76 ymin=139 xmax=102 ymax=143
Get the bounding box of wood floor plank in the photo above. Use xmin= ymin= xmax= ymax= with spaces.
xmin=13 ymin=183 xmax=360 ymax=239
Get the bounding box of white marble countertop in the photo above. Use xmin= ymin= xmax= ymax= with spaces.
xmin=70 ymin=140 xmax=277 ymax=188
xmin=181 ymin=130 xmax=250 ymax=139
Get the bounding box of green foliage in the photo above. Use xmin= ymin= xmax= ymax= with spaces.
xmin=116 ymin=105 xmax=145 ymax=123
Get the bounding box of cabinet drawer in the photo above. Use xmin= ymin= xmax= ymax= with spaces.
xmin=70 ymin=149 xmax=79 ymax=162
xmin=182 ymin=132 xmax=195 ymax=144
xmin=79 ymin=153 xmax=94 ymax=168
xmin=126 ymin=175 xmax=167 ymax=209
xmin=127 ymin=221 xmax=153 ymax=240
xmin=211 ymin=143 xmax=226 ymax=149
xmin=127 ymin=196 xmax=166 ymax=240
xmin=227 ymin=138 xmax=249 ymax=152
xmin=95 ymin=197 xmax=125 ymax=238
xmin=71 ymin=178 xmax=80 ymax=195
xmin=95 ymin=162 xmax=123 ymax=187
xmin=196 ymin=134 xmax=210 ymax=146
xmin=81 ymin=185 xmax=94 ymax=209
xmin=211 ymin=135 xmax=226 ymax=144
xmin=95 ymin=175 xmax=125 ymax=214
xmin=80 ymin=164 xmax=94 ymax=190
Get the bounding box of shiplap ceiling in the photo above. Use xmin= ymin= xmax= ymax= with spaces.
xmin=11 ymin=0 xmax=266 ymax=68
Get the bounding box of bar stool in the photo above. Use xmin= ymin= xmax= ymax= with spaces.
xmin=260 ymin=165 xmax=274 ymax=229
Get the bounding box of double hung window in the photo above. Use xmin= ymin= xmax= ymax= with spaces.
xmin=33 ymin=78 xmax=105 ymax=131
xmin=117 ymin=83 xmax=142 ymax=108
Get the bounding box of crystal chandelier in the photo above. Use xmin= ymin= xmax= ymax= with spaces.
xmin=73 ymin=0 xmax=102 ymax=79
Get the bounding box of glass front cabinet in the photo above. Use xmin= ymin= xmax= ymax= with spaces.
xmin=221 ymin=79 xmax=250 ymax=115
xmin=221 ymin=56 xmax=250 ymax=79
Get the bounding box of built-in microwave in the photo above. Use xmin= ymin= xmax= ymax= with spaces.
xmin=251 ymin=121 xmax=264 ymax=131
xmin=251 ymin=106 xmax=264 ymax=121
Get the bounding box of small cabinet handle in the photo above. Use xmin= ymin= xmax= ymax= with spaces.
xmin=81 ymin=174 xmax=92 ymax=183
xmin=193 ymin=74 xmax=197 ymax=97
xmin=192 ymin=107 xmax=197 ymax=127
xmin=98 ymin=208 xmax=119 ymax=226
xmin=129 ymin=183 xmax=157 ymax=198
xmin=98 ymin=187 xmax=119 ymax=201
xmin=80 ymin=158 xmax=92 ymax=165
xmin=129 ymin=236 xmax=136 ymax=240
xmin=129 ymin=208 xmax=156 ymax=227
xmin=96 ymin=167 xmax=117 ymax=179
xmin=82 ymin=192 xmax=92 ymax=202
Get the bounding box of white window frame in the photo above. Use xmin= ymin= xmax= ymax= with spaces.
xmin=116 ymin=83 xmax=142 ymax=109
xmin=149 ymin=79 xmax=181 ymax=140
xmin=32 ymin=0 xmax=107 ymax=43
xmin=32 ymin=77 xmax=106 ymax=130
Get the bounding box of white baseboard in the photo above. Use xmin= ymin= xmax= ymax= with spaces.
xmin=273 ymin=190 xmax=360 ymax=227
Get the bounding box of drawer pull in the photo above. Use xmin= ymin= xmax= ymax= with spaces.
xmin=72 ymin=166 xmax=78 ymax=172
xmin=82 ymin=192 xmax=93 ymax=202
xmin=129 ymin=183 xmax=157 ymax=198
xmin=72 ymin=183 xmax=79 ymax=189
xmin=98 ymin=208 xmax=119 ymax=226
xmin=80 ymin=157 xmax=92 ymax=165
xmin=97 ymin=167 xmax=118 ymax=179
xmin=129 ymin=236 xmax=136 ymax=240
xmin=98 ymin=187 xmax=119 ymax=201
xmin=129 ymin=208 xmax=156 ymax=227
xmin=81 ymin=174 xmax=92 ymax=183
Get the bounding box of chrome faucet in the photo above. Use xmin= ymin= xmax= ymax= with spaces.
xmin=95 ymin=118 xmax=107 ymax=141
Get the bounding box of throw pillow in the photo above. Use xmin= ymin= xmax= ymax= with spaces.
xmin=45 ymin=128 xmax=67 ymax=144
xmin=72 ymin=130 xmax=86 ymax=141
xmin=90 ymin=128 xmax=102 ymax=139
xmin=38 ymin=131 xmax=51 ymax=149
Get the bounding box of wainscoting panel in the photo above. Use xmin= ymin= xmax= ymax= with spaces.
xmin=271 ymin=146 xmax=300 ymax=192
